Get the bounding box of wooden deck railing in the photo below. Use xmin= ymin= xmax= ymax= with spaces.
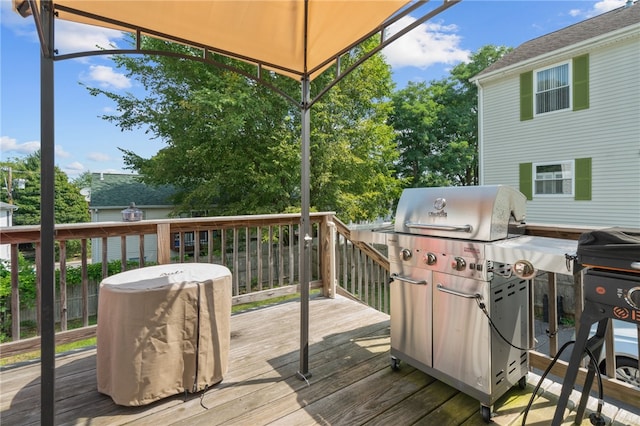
xmin=0 ymin=216 xmax=637 ymax=407
xmin=0 ymin=213 xmax=336 ymax=357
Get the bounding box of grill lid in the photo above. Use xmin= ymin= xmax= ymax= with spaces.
xmin=577 ymin=227 xmax=640 ymax=273
xmin=394 ymin=185 xmax=526 ymax=242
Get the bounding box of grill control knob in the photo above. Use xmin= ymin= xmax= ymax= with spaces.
xmin=625 ymin=287 xmax=640 ymax=310
xmin=424 ymin=252 xmax=437 ymax=265
xmin=452 ymin=257 xmax=466 ymax=271
xmin=401 ymin=248 xmax=412 ymax=261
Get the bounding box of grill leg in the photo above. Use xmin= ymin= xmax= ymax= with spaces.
xmin=552 ymin=301 xmax=607 ymax=425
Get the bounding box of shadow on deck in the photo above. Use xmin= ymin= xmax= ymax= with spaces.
xmin=1 ymin=296 xmax=638 ymax=425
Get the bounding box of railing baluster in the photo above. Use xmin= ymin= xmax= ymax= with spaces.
xmin=233 ymin=228 xmax=239 ymax=295
xmin=257 ymin=226 xmax=263 ymax=291
xmin=120 ymin=236 xmax=127 ymax=271
xmin=245 ymin=227 xmax=251 ymax=294
xmin=101 ymin=237 xmax=108 ymax=278
xmin=207 ymin=229 xmax=214 ymax=263
xmin=81 ymin=239 xmax=89 ymax=327
xmin=548 ymin=272 xmax=559 ymax=357
xmin=288 ymin=224 xmax=294 ymax=286
xmin=342 ymin=235 xmax=347 ymax=291
xmin=138 ymin=234 xmax=145 ymax=267
xmin=194 ymin=230 xmax=200 ymax=263
xmin=268 ymin=226 xmax=274 ymax=289
xmin=35 ymin=243 xmax=41 ymax=335
xmin=10 ymin=244 xmax=20 ymax=340
xmin=59 ymin=241 xmax=68 ymax=331
xmin=178 ymin=231 xmax=185 ymax=263
xmin=278 ymin=225 xmax=284 ymax=287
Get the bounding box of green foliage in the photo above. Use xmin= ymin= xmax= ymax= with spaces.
xmin=0 ymin=254 xmax=37 ymax=342
xmin=0 ymin=256 xmax=155 ymax=342
xmin=0 ymin=254 xmax=37 ymax=308
xmin=309 ymin=38 xmax=403 ymax=222
xmin=0 ymin=151 xmax=90 ymax=226
xmin=86 ymin=34 xmax=401 ymax=222
xmin=390 ymin=45 xmax=512 ymax=187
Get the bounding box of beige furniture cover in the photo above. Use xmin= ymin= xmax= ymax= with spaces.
xmin=96 ymin=263 xmax=232 ymax=406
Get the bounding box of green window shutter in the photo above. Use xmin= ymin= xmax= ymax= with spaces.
xmin=519 ymin=163 xmax=533 ymax=200
xmin=574 ymin=157 xmax=592 ymax=200
xmin=520 ymin=71 xmax=533 ymax=121
xmin=573 ymin=54 xmax=589 ymax=111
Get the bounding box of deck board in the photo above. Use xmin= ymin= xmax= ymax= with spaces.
xmin=1 ymin=295 xmax=638 ymax=425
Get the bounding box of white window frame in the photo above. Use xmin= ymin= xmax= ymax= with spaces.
xmin=534 ymin=61 xmax=572 ymax=116
xmin=532 ymin=160 xmax=574 ymax=197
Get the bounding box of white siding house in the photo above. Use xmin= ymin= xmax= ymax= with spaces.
xmin=89 ymin=173 xmax=176 ymax=264
xmin=0 ymin=202 xmax=18 ymax=261
xmin=472 ymin=3 xmax=640 ymax=228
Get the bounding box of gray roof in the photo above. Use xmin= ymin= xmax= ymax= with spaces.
xmin=89 ymin=173 xmax=175 ymax=207
xmin=475 ymin=2 xmax=640 ymax=78
xmin=0 ymin=201 xmax=19 ymax=211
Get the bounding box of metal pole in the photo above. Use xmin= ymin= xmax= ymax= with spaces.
xmin=297 ymin=76 xmax=311 ymax=380
xmin=40 ymin=1 xmax=56 ymax=424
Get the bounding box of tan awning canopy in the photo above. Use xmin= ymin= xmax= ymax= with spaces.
xmin=13 ymin=0 xmax=443 ymax=81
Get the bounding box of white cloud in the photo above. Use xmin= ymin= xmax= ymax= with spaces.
xmin=0 ymin=1 xmax=36 ymax=36
xmin=382 ymin=17 xmax=470 ymax=69
xmin=56 ymin=146 xmax=71 ymax=158
xmin=63 ymin=161 xmax=86 ymax=176
xmin=83 ymin=65 xmax=132 ymax=90
xmin=87 ymin=152 xmax=111 ymax=162
xmin=55 ymin=21 xmax=125 ymax=54
xmin=593 ymin=0 xmax=628 ymax=14
xmin=569 ymin=0 xmax=627 ymax=18
xmin=100 ymin=168 xmax=124 ymax=174
xmin=0 ymin=136 xmax=39 ymax=156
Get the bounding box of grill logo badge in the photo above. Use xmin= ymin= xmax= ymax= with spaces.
xmin=429 ymin=197 xmax=447 ymax=217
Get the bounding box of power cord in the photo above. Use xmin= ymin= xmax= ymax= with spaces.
xmin=474 ymin=297 xmax=550 ymax=352
xmin=473 ymin=298 xmax=606 ymax=425
xmin=520 ymin=340 xmax=605 ymax=425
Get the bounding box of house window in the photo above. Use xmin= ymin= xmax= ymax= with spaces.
xmin=533 ymin=160 xmax=573 ymax=196
xmin=535 ymin=62 xmax=570 ymax=115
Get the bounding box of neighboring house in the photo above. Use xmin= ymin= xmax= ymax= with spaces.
xmin=471 ymin=2 xmax=640 ymax=227
xmin=0 ymin=201 xmax=19 ymax=261
xmin=89 ymin=172 xmax=176 ymax=263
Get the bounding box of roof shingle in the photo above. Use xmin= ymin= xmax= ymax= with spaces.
xmin=89 ymin=173 xmax=175 ymax=207
xmin=475 ymin=2 xmax=640 ymax=78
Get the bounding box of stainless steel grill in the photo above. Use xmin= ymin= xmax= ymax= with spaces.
xmin=351 ymin=185 xmax=579 ymax=423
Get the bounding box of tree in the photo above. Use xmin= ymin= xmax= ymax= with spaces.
xmin=390 ymin=45 xmax=512 ymax=187
xmin=88 ymin=36 xmax=401 ymax=222
xmin=389 ymin=81 xmax=444 ymax=187
xmin=0 ymin=152 xmax=90 ymax=226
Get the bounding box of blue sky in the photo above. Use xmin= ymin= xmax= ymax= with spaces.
xmin=0 ymin=0 xmax=628 ymax=179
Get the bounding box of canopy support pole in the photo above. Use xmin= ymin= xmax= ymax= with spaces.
xmin=297 ymin=76 xmax=312 ymax=380
xmin=40 ymin=1 xmax=56 ymax=425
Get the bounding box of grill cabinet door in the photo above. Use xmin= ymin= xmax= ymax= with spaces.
xmin=390 ymin=266 xmax=433 ymax=369
xmin=432 ymin=272 xmax=491 ymax=394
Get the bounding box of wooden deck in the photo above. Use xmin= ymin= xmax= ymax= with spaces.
xmin=1 ymin=296 xmax=638 ymax=425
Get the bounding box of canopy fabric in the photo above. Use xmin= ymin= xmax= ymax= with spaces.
xmin=16 ymin=0 xmax=413 ymax=80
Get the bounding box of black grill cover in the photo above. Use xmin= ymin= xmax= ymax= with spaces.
xmin=577 ymin=227 xmax=640 ymax=271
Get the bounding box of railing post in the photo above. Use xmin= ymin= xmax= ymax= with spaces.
xmin=156 ymin=223 xmax=171 ymax=265
xmin=10 ymin=244 xmax=20 ymax=341
xmin=321 ymin=216 xmax=336 ymax=298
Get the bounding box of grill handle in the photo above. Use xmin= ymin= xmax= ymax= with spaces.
xmin=632 ymin=262 xmax=640 ymax=270
xmin=436 ymin=283 xmax=481 ymax=300
xmin=391 ymin=273 xmax=428 ymax=285
xmin=405 ymin=222 xmax=473 ymax=233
